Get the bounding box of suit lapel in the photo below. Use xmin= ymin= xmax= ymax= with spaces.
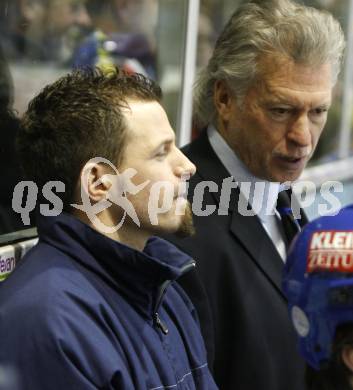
xmin=185 ymin=131 xmax=286 ymax=299
xmin=228 ymin=190 xmax=286 ymax=298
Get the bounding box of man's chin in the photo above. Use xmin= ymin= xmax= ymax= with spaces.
xmin=148 ymin=203 xmax=195 ymax=238
xmin=174 ymin=203 xmax=195 ymax=238
xmin=267 ymin=168 xmax=304 ymax=184
xmin=269 ymin=159 xmax=308 ymax=183
xmin=279 ymin=172 xmax=303 ymax=183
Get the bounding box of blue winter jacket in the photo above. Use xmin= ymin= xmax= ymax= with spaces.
xmin=0 ymin=213 xmax=217 ymax=389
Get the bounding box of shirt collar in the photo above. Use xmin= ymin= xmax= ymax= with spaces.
xmin=207 ymin=124 xmax=284 ymax=221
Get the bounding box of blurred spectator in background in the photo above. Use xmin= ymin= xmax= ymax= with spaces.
xmin=0 ymin=0 xmax=90 ymax=64
xmin=72 ymin=0 xmax=157 ymax=77
xmin=283 ymin=206 xmax=353 ymax=390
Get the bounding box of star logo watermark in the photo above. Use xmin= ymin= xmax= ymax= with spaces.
xmin=71 ymin=157 xmax=149 ymax=234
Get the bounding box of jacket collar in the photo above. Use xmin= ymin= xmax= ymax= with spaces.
xmin=37 ymin=213 xmax=194 ymax=318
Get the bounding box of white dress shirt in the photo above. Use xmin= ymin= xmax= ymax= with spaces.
xmin=207 ymin=125 xmax=287 ymax=260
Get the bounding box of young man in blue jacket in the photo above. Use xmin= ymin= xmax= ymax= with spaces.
xmin=0 ymin=67 xmax=217 ymax=390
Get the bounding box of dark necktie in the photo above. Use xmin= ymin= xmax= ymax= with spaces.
xmin=276 ymin=191 xmax=301 ymax=247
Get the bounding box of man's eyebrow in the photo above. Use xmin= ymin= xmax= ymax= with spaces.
xmin=263 ymin=99 xmax=294 ymax=106
xmin=153 ymin=136 xmax=175 ymax=149
xmin=261 ymin=93 xmax=292 ymax=105
xmin=264 ymin=97 xmax=332 ymax=108
xmin=316 ymin=102 xmax=332 ymax=108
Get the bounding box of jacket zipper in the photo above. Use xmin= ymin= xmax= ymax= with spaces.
xmin=153 ymin=259 xmax=196 ymax=336
xmin=154 ymin=312 xmax=169 ymax=335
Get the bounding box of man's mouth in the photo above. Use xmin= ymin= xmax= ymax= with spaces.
xmin=283 ymin=155 xmax=305 ymax=163
xmin=275 ymin=154 xmax=308 ymax=169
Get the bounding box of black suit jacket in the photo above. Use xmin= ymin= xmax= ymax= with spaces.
xmin=169 ymin=131 xmax=307 ymax=390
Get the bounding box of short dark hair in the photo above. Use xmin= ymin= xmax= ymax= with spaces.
xmin=17 ymin=66 xmax=162 ymax=210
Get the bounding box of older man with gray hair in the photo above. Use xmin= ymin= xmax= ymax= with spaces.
xmin=169 ymin=0 xmax=346 ymax=389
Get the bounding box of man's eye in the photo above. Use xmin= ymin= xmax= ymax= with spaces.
xmin=312 ymin=107 xmax=328 ymax=115
xmin=271 ymin=107 xmax=291 ymax=115
xmin=155 ymin=147 xmax=168 ymax=158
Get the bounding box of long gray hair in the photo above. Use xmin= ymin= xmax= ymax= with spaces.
xmin=193 ymin=0 xmax=345 ymax=128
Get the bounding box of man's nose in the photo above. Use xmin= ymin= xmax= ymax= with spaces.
xmin=287 ymin=115 xmax=312 ymax=147
xmin=175 ymin=149 xmax=196 ymax=177
xmin=185 ymin=159 xmax=196 ymax=177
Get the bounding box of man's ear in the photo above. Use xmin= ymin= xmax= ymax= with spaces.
xmin=342 ymin=346 xmax=353 ymax=373
xmin=80 ymin=162 xmax=112 ymax=203
xmin=213 ymin=80 xmax=235 ymax=122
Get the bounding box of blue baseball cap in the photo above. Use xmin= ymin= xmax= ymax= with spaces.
xmin=283 ymin=205 xmax=353 ymax=370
